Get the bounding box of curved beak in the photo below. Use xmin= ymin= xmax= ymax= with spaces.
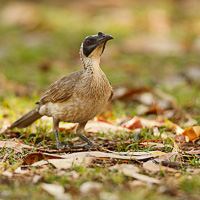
xmin=97 ymin=32 xmax=114 ymax=45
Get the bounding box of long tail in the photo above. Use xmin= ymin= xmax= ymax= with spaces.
xmin=10 ymin=107 xmax=42 ymax=129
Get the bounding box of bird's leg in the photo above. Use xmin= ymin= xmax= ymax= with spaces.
xmin=76 ymin=122 xmax=95 ymax=149
xmin=53 ymin=118 xmax=70 ymax=150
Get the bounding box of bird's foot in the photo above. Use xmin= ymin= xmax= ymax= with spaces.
xmin=83 ymin=143 xmax=100 ymax=150
xmin=56 ymin=143 xmax=71 ymax=150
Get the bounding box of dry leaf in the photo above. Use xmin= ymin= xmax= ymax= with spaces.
xmin=15 ymin=167 xmax=30 ymax=175
xmin=143 ymin=160 xmax=177 ymax=173
xmin=123 ymin=116 xmax=142 ymax=129
xmin=145 ymin=104 xmax=164 ymax=115
xmin=157 ymin=153 xmax=182 ymax=162
xmin=22 ymin=152 xmax=64 ymax=165
xmin=129 ymin=180 xmax=145 ymax=188
xmin=167 ymin=120 xmax=200 ymax=142
xmin=154 ymin=88 xmax=177 ymax=108
xmin=121 ymin=164 xmax=140 ymax=174
xmin=155 ymin=159 xmax=188 ymax=169
xmin=86 ymin=120 xmax=131 ymax=134
xmin=153 ymin=127 xmax=169 ymax=139
xmin=2 ymin=170 xmax=13 ymax=177
xmin=59 ymin=120 xmax=131 ymax=135
xmin=186 ymin=66 xmax=200 ymax=83
xmin=105 ymin=150 xmax=165 ymax=156
xmin=108 ymin=164 xmax=139 ymax=173
xmin=182 ymin=126 xmax=200 ymax=142
xmin=186 ymin=150 xmax=200 ymax=155
xmin=139 ymin=142 xmax=168 ymax=149
xmin=120 ymin=164 xmax=160 ymax=184
xmin=32 ymin=157 xmax=93 ymax=169
xmin=170 ymin=138 xmax=180 ymax=153
xmin=149 ymin=151 xmax=166 ymax=155
xmin=32 ymin=175 xmax=43 ymax=183
xmin=174 ymin=135 xmax=186 ymax=143
xmin=137 ymin=92 xmax=155 ymax=106
xmin=100 ymin=192 xmax=119 ymax=200
xmin=67 ymin=170 xmax=80 ymax=179
xmin=124 ymin=116 xmax=165 ymax=129
xmin=41 ymin=183 xmax=72 ymax=200
xmin=182 ymin=113 xmax=197 ymax=127
xmin=126 ymin=172 xmax=160 ymax=184
xmin=166 ymin=119 xmax=184 ymax=135
xmin=109 ymin=164 xmax=160 ymax=184
xmin=60 ymin=151 xmax=155 ymax=161
xmin=80 ymin=182 xmax=102 ymax=194
xmin=140 ymin=117 xmax=165 ymax=127
xmin=0 ymin=138 xmax=32 ymax=153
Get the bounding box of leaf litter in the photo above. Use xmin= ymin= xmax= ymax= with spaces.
xmin=1 ymin=86 xmax=200 ymax=199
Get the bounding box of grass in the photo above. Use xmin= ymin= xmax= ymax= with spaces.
xmin=1 ymin=0 xmax=200 ymax=199
xmin=1 ymin=162 xmax=200 ymax=200
xmin=2 ymin=93 xmax=200 ymax=199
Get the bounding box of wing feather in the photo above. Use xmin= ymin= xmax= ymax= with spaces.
xmin=39 ymin=70 xmax=84 ymax=104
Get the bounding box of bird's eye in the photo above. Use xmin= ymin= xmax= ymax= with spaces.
xmin=86 ymin=40 xmax=91 ymax=45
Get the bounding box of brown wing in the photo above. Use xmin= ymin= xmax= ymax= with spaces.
xmin=109 ymin=88 xmax=114 ymax=101
xmin=38 ymin=70 xmax=84 ymax=105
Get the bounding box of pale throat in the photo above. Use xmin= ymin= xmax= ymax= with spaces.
xmin=79 ymin=43 xmax=104 ymax=71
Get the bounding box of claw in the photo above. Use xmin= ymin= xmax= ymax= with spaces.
xmin=56 ymin=143 xmax=71 ymax=150
xmin=83 ymin=143 xmax=100 ymax=150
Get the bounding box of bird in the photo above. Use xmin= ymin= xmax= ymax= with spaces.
xmin=9 ymin=31 xmax=114 ymax=150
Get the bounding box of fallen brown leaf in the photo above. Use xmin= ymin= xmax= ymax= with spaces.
xmin=123 ymin=116 xmax=142 ymax=129
xmin=186 ymin=150 xmax=200 ymax=155
xmin=0 ymin=138 xmax=32 ymax=153
xmin=41 ymin=183 xmax=72 ymax=200
xmin=32 ymin=157 xmax=94 ymax=169
xmin=109 ymin=164 xmax=160 ymax=184
xmin=1 ymin=170 xmax=13 ymax=177
xmin=80 ymin=182 xmax=102 ymax=195
xmin=171 ymin=138 xmax=180 ymax=153
xmin=121 ymin=164 xmax=160 ymax=184
xmin=59 ymin=120 xmax=131 ymax=135
xmin=15 ymin=166 xmax=30 ymax=175
xmin=182 ymin=126 xmax=200 ymax=142
xmin=60 ymin=151 xmax=155 ymax=161
xmin=86 ymin=121 xmax=130 ymax=134
xmin=167 ymin=120 xmax=200 ymax=142
xmin=22 ymin=152 xmax=64 ymax=165
xmin=126 ymin=171 xmax=159 ymax=184
xmin=32 ymin=175 xmax=43 ymax=183
xmin=157 ymin=153 xmax=182 ymax=162
xmin=124 ymin=116 xmax=165 ymax=129
xmin=129 ymin=180 xmax=145 ymax=188
xmin=145 ymin=104 xmax=164 ymax=115
xmin=155 ymin=159 xmax=189 ymax=168
xmin=143 ymin=160 xmax=177 ymax=173
xmin=166 ymin=119 xmax=184 ymax=135
xmin=139 ymin=142 xmax=168 ymax=149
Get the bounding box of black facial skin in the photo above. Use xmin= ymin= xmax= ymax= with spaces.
xmin=83 ymin=31 xmax=114 ymax=57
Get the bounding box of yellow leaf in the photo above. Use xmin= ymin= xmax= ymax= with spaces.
xmin=170 ymin=138 xmax=180 ymax=153
xmin=150 ymin=151 xmax=166 ymax=155
xmin=166 ymin=119 xmax=184 ymax=135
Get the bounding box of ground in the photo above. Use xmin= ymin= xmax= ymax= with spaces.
xmin=0 ymin=0 xmax=200 ymax=199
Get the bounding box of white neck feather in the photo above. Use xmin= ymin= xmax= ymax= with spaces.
xmin=79 ymin=43 xmax=102 ymax=71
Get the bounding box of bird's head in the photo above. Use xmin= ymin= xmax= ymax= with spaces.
xmin=80 ymin=31 xmax=113 ymax=66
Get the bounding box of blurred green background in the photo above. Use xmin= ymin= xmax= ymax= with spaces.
xmin=1 ymin=0 xmax=200 ymax=106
